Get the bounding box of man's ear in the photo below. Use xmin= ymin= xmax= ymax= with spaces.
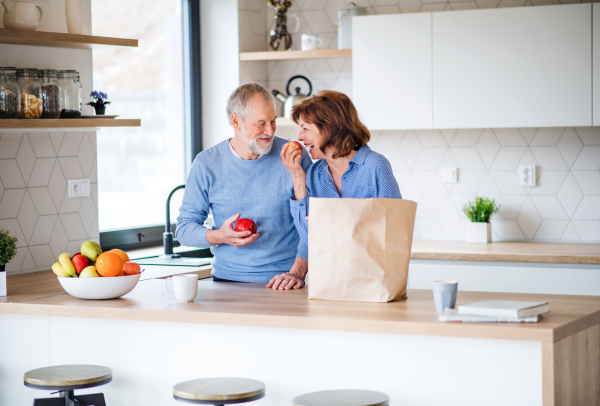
xmin=232 ymin=114 xmax=241 ymax=131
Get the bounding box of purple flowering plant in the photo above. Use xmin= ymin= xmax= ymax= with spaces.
xmin=86 ymin=90 xmax=112 ymax=107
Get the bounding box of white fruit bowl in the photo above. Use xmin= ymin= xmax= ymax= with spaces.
xmin=57 ymin=274 xmax=141 ymax=300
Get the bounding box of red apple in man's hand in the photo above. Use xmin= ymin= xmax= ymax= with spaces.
xmin=234 ymin=218 xmax=257 ymax=234
xmin=287 ymin=140 xmax=302 ymax=158
xmin=72 ymin=253 xmax=91 ymax=275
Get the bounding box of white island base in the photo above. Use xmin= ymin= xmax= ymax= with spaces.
xmin=1 ymin=314 xmax=542 ymax=406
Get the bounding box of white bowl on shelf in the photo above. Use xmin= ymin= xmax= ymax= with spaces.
xmin=57 ymin=274 xmax=141 ymax=300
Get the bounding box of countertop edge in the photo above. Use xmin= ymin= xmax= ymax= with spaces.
xmin=9 ymin=301 xmax=554 ymax=343
xmin=410 ymin=252 xmax=600 ymax=265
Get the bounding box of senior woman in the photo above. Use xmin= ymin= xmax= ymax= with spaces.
xmin=273 ymin=90 xmax=401 ymax=286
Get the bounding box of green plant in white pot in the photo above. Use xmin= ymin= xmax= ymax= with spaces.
xmin=0 ymin=227 xmax=18 ymax=296
xmin=462 ymin=196 xmax=500 ymax=243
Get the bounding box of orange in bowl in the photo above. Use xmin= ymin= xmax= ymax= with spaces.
xmin=110 ymin=249 xmax=130 ymax=264
xmin=96 ymin=251 xmax=123 ymax=277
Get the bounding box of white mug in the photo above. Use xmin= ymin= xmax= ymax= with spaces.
xmin=165 ymin=274 xmax=199 ymax=302
xmin=301 ymin=34 xmax=323 ymax=51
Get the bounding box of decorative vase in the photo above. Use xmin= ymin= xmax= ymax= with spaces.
xmin=65 ymin=0 xmax=83 ymax=35
xmin=268 ymin=1 xmax=299 ymax=51
xmin=467 ymin=222 xmax=492 ymax=243
xmin=94 ymin=105 xmax=106 ymax=115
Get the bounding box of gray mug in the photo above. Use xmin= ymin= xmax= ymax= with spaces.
xmin=432 ymin=281 xmax=458 ymax=314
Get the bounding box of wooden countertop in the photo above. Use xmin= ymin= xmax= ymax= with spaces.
xmin=4 ymin=271 xmax=600 ymax=343
xmin=411 ymin=241 xmax=600 ymax=265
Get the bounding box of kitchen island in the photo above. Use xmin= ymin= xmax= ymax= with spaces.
xmin=1 ymin=271 xmax=599 ymax=406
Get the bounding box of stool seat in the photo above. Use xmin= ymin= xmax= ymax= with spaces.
xmin=24 ymin=364 xmax=112 ymax=391
xmin=293 ymin=390 xmax=389 ymax=406
xmin=173 ymin=377 xmax=265 ymax=404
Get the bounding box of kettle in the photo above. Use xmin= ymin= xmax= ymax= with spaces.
xmin=272 ymin=75 xmax=312 ymax=119
xmin=2 ymin=0 xmax=44 ymax=31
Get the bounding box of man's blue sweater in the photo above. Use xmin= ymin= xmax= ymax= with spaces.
xmin=176 ymin=136 xmax=312 ymax=283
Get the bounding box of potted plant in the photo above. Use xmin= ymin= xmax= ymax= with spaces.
xmin=86 ymin=90 xmax=111 ymax=115
xmin=462 ymin=196 xmax=500 ymax=243
xmin=0 ymin=227 xmax=18 ymax=297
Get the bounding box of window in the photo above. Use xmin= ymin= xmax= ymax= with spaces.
xmin=92 ymin=0 xmax=199 ymax=249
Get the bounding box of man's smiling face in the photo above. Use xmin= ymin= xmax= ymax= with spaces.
xmin=239 ymin=94 xmax=277 ymax=156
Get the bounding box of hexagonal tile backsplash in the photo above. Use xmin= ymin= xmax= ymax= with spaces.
xmin=240 ymin=0 xmax=600 ymax=242
xmin=0 ymin=132 xmax=99 ymax=274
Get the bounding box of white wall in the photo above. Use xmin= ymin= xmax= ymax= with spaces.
xmin=200 ymin=0 xmax=240 ymax=150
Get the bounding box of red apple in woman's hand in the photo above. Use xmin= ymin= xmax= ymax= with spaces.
xmin=234 ymin=218 xmax=257 ymax=234
xmin=287 ymin=140 xmax=302 ymax=158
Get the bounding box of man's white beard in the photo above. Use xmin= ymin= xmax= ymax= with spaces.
xmin=240 ymin=124 xmax=273 ymax=156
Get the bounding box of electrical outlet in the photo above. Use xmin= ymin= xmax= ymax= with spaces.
xmin=518 ymin=165 xmax=536 ymax=187
xmin=67 ymin=179 xmax=91 ymax=198
xmin=441 ymin=167 xmax=458 ymax=183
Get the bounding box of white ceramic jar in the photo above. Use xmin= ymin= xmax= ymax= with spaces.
xmin=1 ymin=0 xmax=44 ymax=31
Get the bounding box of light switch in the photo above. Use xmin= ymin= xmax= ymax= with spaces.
xmin=518 ymin=165 xmax=536 ymax=187
xmin=441 ymin=167 xmax=458 ymax=183
xmin=68 ymin=179 xmax=91 ymax=198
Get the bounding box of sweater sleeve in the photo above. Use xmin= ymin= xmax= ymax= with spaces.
xmin=376 ymin=157 xmax=403 ymax=199
xmin=175 ymin=157 xmax=214 ymax=248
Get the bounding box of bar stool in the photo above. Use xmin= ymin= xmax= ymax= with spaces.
xmin=24 ymin=364 xmax=112 ymax=406
xmin=173 ymin=377 xmax=265 ymax=405
xmin=293 ymin=389 xmax=389 ymax=406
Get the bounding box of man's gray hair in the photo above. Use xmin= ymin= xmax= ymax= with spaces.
xmin=226 ymin=83 xmax=273 ymax=126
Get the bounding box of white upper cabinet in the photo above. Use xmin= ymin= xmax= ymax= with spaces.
xmin=353 ymin=13 xmax=433 ymax=130
xmin=433 ymin=4 xmax=592 ymax=129
xmin=593 ymin=4 xmax=600 ymax=125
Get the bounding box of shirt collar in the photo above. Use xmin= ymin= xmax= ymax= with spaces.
xmin=318 ymin=144 xmax=371 ymax=175
xmin=350 ymin=144 xmax=371 ymax=166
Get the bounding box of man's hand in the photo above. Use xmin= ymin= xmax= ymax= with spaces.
xmin=266 ymin=257 xmax=307 ymax=290
xmin=206 ymin=213 xmax=259 ymax=248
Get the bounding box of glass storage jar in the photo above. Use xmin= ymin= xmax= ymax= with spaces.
xmin=57 ymin=70 xmax=81 ymax=118
xmin=39 ymin=69 xmax=61 ymax=118
xmin=76 ymin=72 xmax=83 ymax=113
xmin=17 ymin=68 xmax=42 ymax=119
xmin=0 ymin=67 xmax=21 ymax=119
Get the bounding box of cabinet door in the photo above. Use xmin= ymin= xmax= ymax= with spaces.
xmin=353 ymin=13 xmax=432 ymax=130
xmin=594 ymin=4 xmax=600 ymax=125
xmin=433 ymin=4 xmax=592 ymax=129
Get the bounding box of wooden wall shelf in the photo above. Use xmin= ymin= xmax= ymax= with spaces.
xmin=0 ymin=119 xmax=141 ymax=129
xmin=240 ymin=49 xmax=352 ymax=61
xmin=0 ymin=29 xmax=138 ymax=49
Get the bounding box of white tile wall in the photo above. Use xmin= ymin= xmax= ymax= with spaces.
xmin=0 ymin=131 xmax=99 ymax=274
xmin=237 ymin=0 xmax=600 ymax=243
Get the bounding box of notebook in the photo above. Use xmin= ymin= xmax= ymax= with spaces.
xmin=457 ymin=300 xmax=549 ymax=318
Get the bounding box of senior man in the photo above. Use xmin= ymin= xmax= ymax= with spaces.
xmin=176 ymin=83 xmax=312 ymax=289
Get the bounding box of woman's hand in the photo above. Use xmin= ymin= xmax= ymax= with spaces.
xmin=281 ymin=143 xmax=308 ymax=201
xmin=281 ymin=142 xmax=304 ymax=180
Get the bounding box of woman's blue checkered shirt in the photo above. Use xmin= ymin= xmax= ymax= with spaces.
xmin=289 ymin=144 xmax=402 ymax=247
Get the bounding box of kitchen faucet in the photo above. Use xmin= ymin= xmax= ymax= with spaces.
xmin=161 ymin=184 xmax=185 ymax=258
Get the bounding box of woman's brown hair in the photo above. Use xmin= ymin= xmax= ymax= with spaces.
xmin=291 ymin=90 xmax=370 ymax=159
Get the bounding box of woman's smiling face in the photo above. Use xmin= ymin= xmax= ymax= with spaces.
xmin=297 ymin=117 xmax=325 ymax=160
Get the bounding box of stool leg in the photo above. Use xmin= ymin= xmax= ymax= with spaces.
xmin=32 ymin=390 xmax=106 ymax=406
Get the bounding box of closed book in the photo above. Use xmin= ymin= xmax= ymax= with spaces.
xmin=438 ymin=309 xmax=541 ymax=323
xmin=458 ymin=300 xmax=549 ymax=318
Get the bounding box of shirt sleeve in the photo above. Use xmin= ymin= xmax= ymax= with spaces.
xmin=175 ymin=157 xmax=215 ymax=248
xmin=290 ymin=150 xmax=314 ymax=249
xmin=376 ymin=157 xmax=403 ymax=199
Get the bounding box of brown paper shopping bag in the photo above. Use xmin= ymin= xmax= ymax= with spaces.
xmin=307 ymin=198 xmax=417 ymax=302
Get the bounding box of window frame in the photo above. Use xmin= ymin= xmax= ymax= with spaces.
xmin=100 ymin=0 xmax=202 ymax=251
